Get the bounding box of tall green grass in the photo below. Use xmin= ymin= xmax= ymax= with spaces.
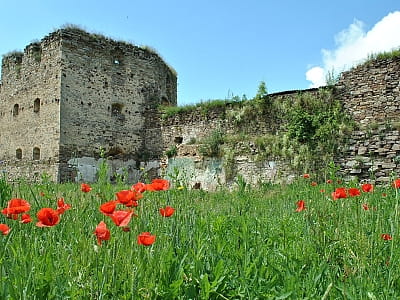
xmin=0 ymin=176 xmax=399 ymax=299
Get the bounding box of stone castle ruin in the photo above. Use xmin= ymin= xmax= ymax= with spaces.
xmin=1 ymin=28 xmax=400 ymax=188
xmin=0 ymin=28 xmax=176 ymax=182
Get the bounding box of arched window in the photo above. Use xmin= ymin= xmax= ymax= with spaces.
xmin=33 ymin=147 xmax=40 ymax=160
xmin=16 ymin=148 xmax=22 ymax=159
xmin=13 ymin=104 xmax=19 ymax=117
xmin=34 ymin=98 xmax=40 ymax=113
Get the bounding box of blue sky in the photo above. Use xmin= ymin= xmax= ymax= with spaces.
xmin=0 ymin=1 xmax=399 ymax=105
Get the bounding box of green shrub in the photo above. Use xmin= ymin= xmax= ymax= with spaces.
xmin=165 ymin=145 xmax=178 ymax=158
xmin=199 ymin=129 xmax=225 ymax=157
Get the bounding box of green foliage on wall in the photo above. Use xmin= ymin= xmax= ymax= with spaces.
xmin=258 ymin=88 xmax=353 ymax=173
xmin=160 ymin=99 xmax=229 ymax=119
xmin=199 ymin=129 xmax=225 ymax=157
xmin=165 ymin=145 xmax=178 ymax=158
xmin=162 ymin=83 xmax=354 ymax=177
xmin=220 ymin=88 xmax=354 ymax=175
xmin=285 ymin=89 xmax=347 ymax=147
xmin=364 ymin=48 xmax=400 ymax=64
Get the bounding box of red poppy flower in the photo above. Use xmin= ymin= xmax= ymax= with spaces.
xmin=381 ymin=234 xmax=392 ymax=241
xmin=361 ymin=183 xmax=374 ymax=193
xmin=348 ymin=188 xmax=361 ymax=197
xmin=100 ymin=200 xmax=118 ymax=216
xmin=81 ymin=183 xmax=92 ymax=193
xmin=116 ymin=190 xmax=143 ymax=207
xmin=20 ymin=213 xmax=32 ymax=224
xmin=326 ymin=179 xmax=333 ymax=184
xmin=94 ymin=221 xmax=110 ymax=245
xmin=382 ymin=193 xmax=387 ymax=197
xmin=2 ymin=198 xmax=31 ymax=217
xmin=137 ymin=232 xmax=156 ymax=246
xmin=36 ymin=208 xmax=60 ymax=227
xmin=56 ymin=198 xmax=71 ymax=215
xmin=146 ymin=179 xmax=170 ymax=191
xmin=159 ymin=206 xmax=175 ymax=217
xmin=332 ymin=187 xmax=347 ymax=200
xmin=132 ymin=182 xmax=147 ymax=193
xmin=0 ymin=224 xmax=10 ymax=235
xmin=311 ymin=181 xmax=317 ymax=186
xmin=303 ymin=174 xmax=310 ymax=179
xmin=295 ymin=200 xmax=306 ymax=212
xmin=362 ymin=203 xmax=369 ymax=211
xmin=109 ymin=210 xmax=135 ymax=227
xmin=320 ymin=189 xmax=325 ymax=193
xmin=392 ymin=179 xmax=400 ymax=189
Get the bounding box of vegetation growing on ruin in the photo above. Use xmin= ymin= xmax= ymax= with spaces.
xmin=170 ymin=86 xmax=354 ymax=178
xmin=354 ymin=47 xmax=400 ymax=69
xmin=198 ymin=129 xmax=225 ymax=157
xmin=59 ymin=24 xmax=177 ymax=76
xmin=2 ymin=50 xmax=23 ymax=60
xmin=253 ymin=89 xmax=353 ymax=174
xmin=159 ymin=82 xmax=268 ymax=120
xmin=367 ymin=48 xmax=400 ymax=61
xmin=159 ymin=98 xmax=231 ymax=119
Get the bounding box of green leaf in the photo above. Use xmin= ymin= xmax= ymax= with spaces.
xmin=200 ymin=274 xmax=211 ymax=299
xmin=276 ymin=291 xmax=293 ymax=299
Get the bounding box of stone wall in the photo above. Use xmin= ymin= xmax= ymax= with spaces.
xmin=161 ymin=56 xmax=400 ymax=188
xmin=160 ymin=90 xmax=319 ymax=189
xmin=56 ymin=28 xmax=176 ymax=181
xmin=335 ymin=127 xmax=400 ymax=183
xmin=0 ymin=28 xmax=177 ymax=182
xmin=336 ymin=56 xmax=400 ymax=125
xmin=0 ymin=34 xmax=62 ymax=180
xmin=333 ymin=56 xmax=400 ymax=183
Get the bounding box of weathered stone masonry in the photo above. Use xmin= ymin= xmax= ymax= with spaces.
xmin=335 ymin=56 xmax=400 ymax=183
xmin=0 ymin=28 xmax=176 ymax=182
xmin=1 ymin=27 xmax=399 ymax=187
xmin=161 ymin=56 xmax=400 ymax=188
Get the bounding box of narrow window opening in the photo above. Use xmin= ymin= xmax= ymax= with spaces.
xmin=174 ymin=136 xmax=183 ymax=144
xmin=114 ymin=59 xmax=120 ymax=65
xmin=16 ymin=148 xmax=22 ymax=159
xmin=33 ymin=147 xmax=40 ymax=160
xmin=111 ymin=103 xmax=123 ymax=116
xmin=13 ymin=104 xmax=19 ymax=117
xmin=34 ymin=98 xmax=40 ymax=113
xmin=111 ymin=103 xmax=125 ymax=121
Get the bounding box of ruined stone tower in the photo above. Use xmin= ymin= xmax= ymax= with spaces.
xmin=0 ymin=27 xmax=177 ymax=182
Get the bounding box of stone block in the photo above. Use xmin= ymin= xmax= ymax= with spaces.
xmin=381 ymin=163 xmax=396 ymax=169
xmin=357 ymin=146 xmax=367 ymax=155
xmin=375 ymin=176 xmax=390 ymax=183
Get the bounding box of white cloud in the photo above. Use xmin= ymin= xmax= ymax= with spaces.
xmin=305 ymin=66 xmax=325 ymax=88
xmin=306 ymin=11 xmax=400 ymax=87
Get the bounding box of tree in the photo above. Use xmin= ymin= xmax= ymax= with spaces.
xmin=255 ymin=81 xmax=268 ymax=100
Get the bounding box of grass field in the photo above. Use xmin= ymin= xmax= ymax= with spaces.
xmin=0 ymin=174 xmax=399 ymax=299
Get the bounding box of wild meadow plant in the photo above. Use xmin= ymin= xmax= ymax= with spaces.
xmin=0 ymin=174 xmax=399 ymax=299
